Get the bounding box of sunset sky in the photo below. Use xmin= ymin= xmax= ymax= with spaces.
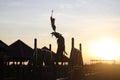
xmin=0 ymin=0 xmax=120 ymax=63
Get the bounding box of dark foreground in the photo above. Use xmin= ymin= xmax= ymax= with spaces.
xmin=1 ymin=65 xmax=69 ymax=80
xmin=1 ymin=63 xmax=120 ymax=80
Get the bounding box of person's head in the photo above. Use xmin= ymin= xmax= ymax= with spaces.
xmin=51 ymin=32 xmax=62 ymax=38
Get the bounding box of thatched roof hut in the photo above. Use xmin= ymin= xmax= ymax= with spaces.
xmin=8 ymin=40 xmax=33 ymax=61
xmin=0 ymin=40 xmax=9 ymax=57
xmin=0 ymin=40 xmax=8 ymax=52
xmin=41 ymin=46 xmax=69 ymax=62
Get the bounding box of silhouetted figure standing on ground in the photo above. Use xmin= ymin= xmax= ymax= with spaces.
xmin=51 ymin=32 xmax=67 ymax=64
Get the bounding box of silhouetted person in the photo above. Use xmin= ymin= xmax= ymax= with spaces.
xmin=50 ymin=16 xmax=56 ymax=32
xmin=51 ymin=32 xmax=67 ymax=65
xmin=50 ymin=10 xmax=56 ymax=32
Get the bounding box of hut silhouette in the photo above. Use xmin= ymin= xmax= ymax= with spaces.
xmin=8 ymin=40 xmax=33 ymax=65
xmin=0 ymin=40 xmax=9 ymax=65
xmin=0 ymin=40 xmax=9 ymax=52
xmin=0 ymin=40 xmax=9 ymax=79
xmin=30 ymin=46 xmax=69 ymax=67
xmin=41 ymin=46 xmax=69 ymax=65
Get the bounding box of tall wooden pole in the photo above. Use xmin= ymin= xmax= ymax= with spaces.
xmin=79 ymin=43 xmax=82 ymax=52
xmin=34 ymin=38 xmax=37 ymax=66
xmin=79 ymin=43 xmax=83 ymax=66
xmin=71 ymin=38 xmax=74 ymax=50
xmin=49 ymin=44 xmax=51 ymax=51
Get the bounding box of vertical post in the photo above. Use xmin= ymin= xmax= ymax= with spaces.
xmin=20 ymin=61 xmax=22 ymax=65
xmin=79 ymin=43 xmax=83 ymax=66
xmin=79 ymin=43 xmax=82 ymax=52
xmin=34 ymin=38 xmax=37 ymax=50
xmin=70 ymin=37 xmax=75 ymax=67
xmin=79 ymin=43 xmax=84 ymax=80
xmin=49 ymin=44 xmax=51 ymax=51
xmin=71 ymin=38 xmax=74 ymax=50
xmin=34 ymin=38 xmax=37 ymax=66
xmin=49 ymin=44 xmax=53 ymax=65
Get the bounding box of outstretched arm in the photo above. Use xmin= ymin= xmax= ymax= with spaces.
xmin=50 ymin=10 xmax=56 ymax=32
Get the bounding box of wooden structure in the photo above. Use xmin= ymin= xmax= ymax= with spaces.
xmin=7 ymin=40 xmax=34 ymax=65
xmin=28 ymin=38 xmax=69 ymax=67
xmin=69 ymin=38 xmax=84 ymax=80
xmin=0 ymin=40 xmax=9 ymax=80
xmin=42 ymin=46 xmax=69 ymax=66
xmin=0 ymin=38 xmax=84 ymax=80
xmin=0 ymin=40 xmax=9 ymax=66
xmin=0 ymin=40 xmax=9 ymax=51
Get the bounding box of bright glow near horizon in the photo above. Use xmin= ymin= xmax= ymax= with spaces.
xmin=90 ymin=37 xmax=120 ymax=60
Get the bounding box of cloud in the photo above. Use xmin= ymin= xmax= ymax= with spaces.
xmin=57 ymin=0 xmax=87 ymax=9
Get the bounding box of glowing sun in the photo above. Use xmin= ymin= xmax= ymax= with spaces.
xmin=90 ymin=38 xmax=120 ymax=60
